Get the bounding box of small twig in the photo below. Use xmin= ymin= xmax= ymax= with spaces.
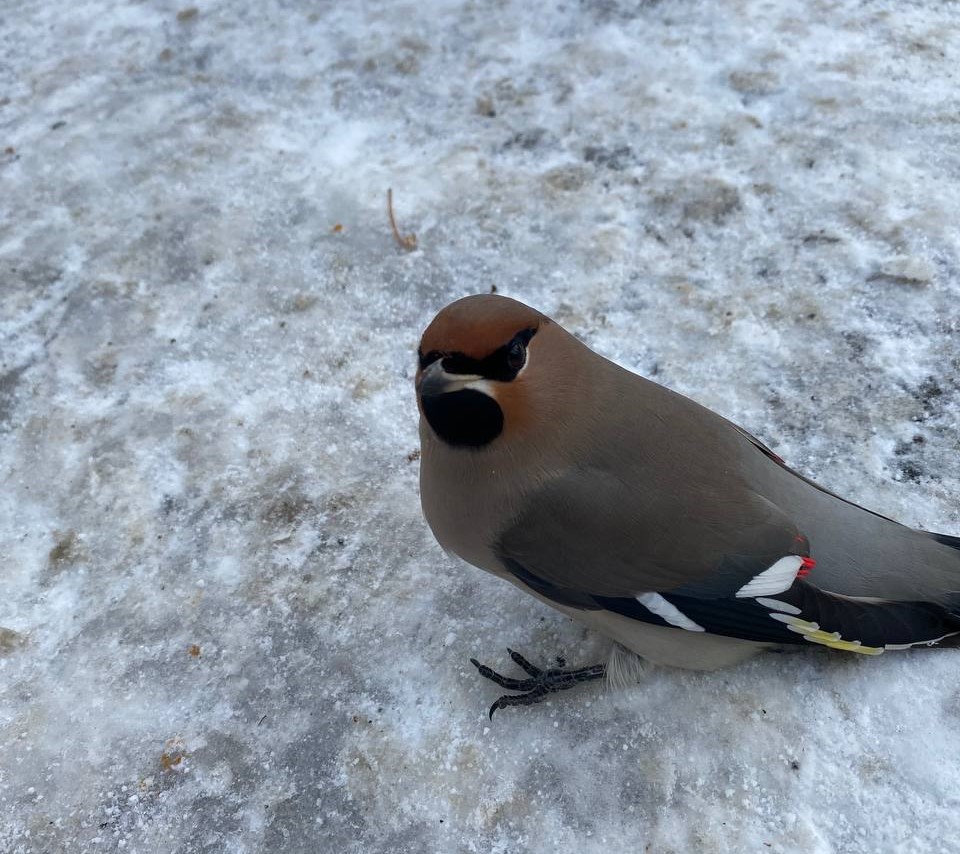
xmin=257 ymin=714 xmax=267 ymax=727
xmin=387 ymin=188 xmax=417 ymax=251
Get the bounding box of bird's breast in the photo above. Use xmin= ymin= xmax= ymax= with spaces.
xmin=418 ymin=425 xmax=522 ymax=577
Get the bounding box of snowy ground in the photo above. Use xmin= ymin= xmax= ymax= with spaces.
xmin=2 ymin=0 xmax=960 ymax=851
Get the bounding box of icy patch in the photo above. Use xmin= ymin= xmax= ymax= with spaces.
xmin=2 ymin=0 xmax=959 ymax=852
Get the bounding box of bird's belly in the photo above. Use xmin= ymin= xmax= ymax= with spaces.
xmin=575 ymin=609 xmax=772 ymax=670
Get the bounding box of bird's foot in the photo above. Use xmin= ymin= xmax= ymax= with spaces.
xmin=469 ymin=648 xmax=606 ymax=719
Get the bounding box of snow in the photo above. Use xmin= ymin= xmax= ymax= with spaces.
xmin=1 ymin=0 xmax=959 ymax=851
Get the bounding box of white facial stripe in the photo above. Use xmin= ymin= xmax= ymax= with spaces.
xmin=433 ymin=370 xmax=496 ymax=397
xmin=439 ymin=370 xmax=483 ymax=385
xmin=636 ymin=593 xmax=705 ymax=632
xmin=735 ymin=556 xmax=804 ymax=598
xmin=461 ymin=378 xmax=497 ymax=397
xmin=512 ymin=348 xmax=531 ymax=379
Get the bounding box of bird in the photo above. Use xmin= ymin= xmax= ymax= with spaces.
xmin=415 ymin=293 xmax=960 ymax=718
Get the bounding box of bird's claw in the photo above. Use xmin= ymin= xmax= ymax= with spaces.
xmin=470 ymin=650 xmax=606 ymax=719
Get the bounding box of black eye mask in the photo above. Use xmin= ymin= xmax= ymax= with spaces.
xmin=418 ymin=327 xmax=537 ymax=382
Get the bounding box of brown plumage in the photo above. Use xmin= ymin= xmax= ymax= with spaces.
xmin=416 ymin=294 xmax=960 ymax=716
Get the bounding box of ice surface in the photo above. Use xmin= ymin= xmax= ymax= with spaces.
xmin=2 ymin=1 xmax=959 ymax=851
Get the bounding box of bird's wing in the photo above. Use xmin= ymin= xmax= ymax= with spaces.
xmin=590 ymin=578 xmax=960 ymax=652
xmin=497 ymin=465 xmax=960 ymax=651
xmin=497 ymin=463 xmax=805 ymax=598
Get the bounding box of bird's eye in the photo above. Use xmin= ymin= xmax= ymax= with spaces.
xmin=506 ymin=338 xmax=526 ymax=372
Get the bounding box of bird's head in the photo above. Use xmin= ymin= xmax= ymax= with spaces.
xmin=416 ymin=294 xmax=574 ymax=450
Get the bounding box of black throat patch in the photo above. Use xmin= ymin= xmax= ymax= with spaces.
xmin=422 ymin=388 xmax=504 ymax=448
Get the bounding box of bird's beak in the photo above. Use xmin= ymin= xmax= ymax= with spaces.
xmin=417 ymin=360 xmax=488 ymax=398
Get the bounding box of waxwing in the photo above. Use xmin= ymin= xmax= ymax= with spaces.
xmin=416 ymin=294 xmax=960 ymax=718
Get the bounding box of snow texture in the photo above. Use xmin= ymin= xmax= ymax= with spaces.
xmin=2 ymin=0 xmax=960 ymax=851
